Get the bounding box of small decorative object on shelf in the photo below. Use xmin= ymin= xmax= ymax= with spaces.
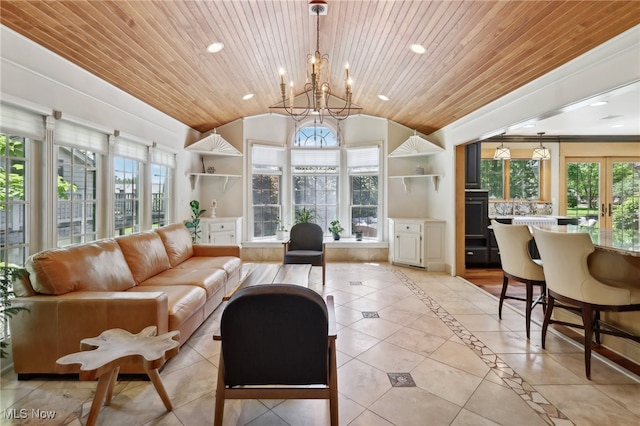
xmin=355 ymin=231 xmax=363 ymax=241
xmin=210 ymin=199 xmax=217 ymax=218
xmin=328 ymin=220 xmax=344 ymax=240
xmin=206 ymin=166 xmax=216 ymax=174
xmin=414 ymin=165 xmax=424 ymax=175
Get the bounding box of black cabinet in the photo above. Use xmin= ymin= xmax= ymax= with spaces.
xmin=465 ymin=190 xmax=489 ymax=266
xmin=465 ymin=142 xmax=481 ymax=189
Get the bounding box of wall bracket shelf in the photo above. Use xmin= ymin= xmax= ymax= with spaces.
xmin=389 ymin=174 xmax=443 ymax=192
xmin=185 ymin=173 xmax=241 ymax=191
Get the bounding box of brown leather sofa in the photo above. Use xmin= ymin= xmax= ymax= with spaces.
xmin=10 ymin=223 xmax=241 ymax=377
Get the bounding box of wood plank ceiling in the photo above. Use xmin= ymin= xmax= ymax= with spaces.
xmin=1 ymin=0 xmax=638 ymax=135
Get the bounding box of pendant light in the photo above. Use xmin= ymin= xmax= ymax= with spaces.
xmin=532 ymin=132 xmax=551 ymax=160
xmin=493 ymin=133 xmax=510 ymax=160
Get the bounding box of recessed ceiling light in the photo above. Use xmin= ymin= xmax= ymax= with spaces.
xmin=378 ymin=94 xmax=389 ymax=101
xmin=206 ymin=42 xmax=224 ymax=53
xmin=242 ymin=93 xmax=254 ymax=100
xmin=523 ymin=124 xmax=536 ymax=128
xmin=410 ymin=44 xmax=426 ymax=54
xmin=590 ymin=101 xmax=608 ymax=106
xmin=611 ymin=124 xmax=625 ymax=128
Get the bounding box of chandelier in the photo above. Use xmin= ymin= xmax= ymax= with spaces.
xmin=273 ymin=0 xmax=359 ymax=123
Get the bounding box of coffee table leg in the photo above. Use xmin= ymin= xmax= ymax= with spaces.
xmin=145 ymin=366 xmax=173 ymax=411
xmin=87 ymin=368 xmax=115 ymax=426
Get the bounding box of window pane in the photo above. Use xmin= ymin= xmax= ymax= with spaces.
xmin=1 ymin=134 xmax=29 ymax=266
xmin=509 ymin=160 xmax=540 ymax=199
xmin=481 ymin=159 xmax=504 ymax=199
xmin=151 ymin=164 xmax=172 ymax=228
xmin=566 ymin=161 xmax=601 ymax=227
xmin=57 ymin=146 xmax=98 ymax=246
xmin=252 ymin=174 xmax=280 ymax=237
xmin=351 ymin=175 xmax=378 ymax=238
xmin=114 ymin=157 xmax=141 ymax=235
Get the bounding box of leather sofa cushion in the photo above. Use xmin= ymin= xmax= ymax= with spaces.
xmin=128 ymin=285 xmax=206 ymax=332
xmin=117 ymin=231 xmax=171 ymax=284
xmin=156 ymin=223 xmax=194 ymax=267
xmin=175 ymin=256 xmax=242 ymax=278
xmin=26 ymin=239 xmax=135 ymax=295
xmin=139 ymin=267 xmax=227 ymax=298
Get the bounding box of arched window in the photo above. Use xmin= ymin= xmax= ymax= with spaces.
xmin=294 ymin=121 xmax=338 ymax=147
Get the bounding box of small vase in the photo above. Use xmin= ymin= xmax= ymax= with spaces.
xmin=355 ymin=231 xmax=363 ymax=241
xmin=332 ymin=232 xmax=340 ymax=241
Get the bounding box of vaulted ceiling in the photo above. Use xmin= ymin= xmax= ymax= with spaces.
xmin=1 ymin=0 xmax=638 ymax=136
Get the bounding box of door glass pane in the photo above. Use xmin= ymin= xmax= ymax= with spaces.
xmin=611 ymin=161 xmax=640 ymax=234
xmin=566 ymin=162 xmax=600 ymax=228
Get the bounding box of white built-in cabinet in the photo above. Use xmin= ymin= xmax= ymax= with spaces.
xmin=185 ymin=132 xmax=242 ymax=190
xmin=389 ymin=218 xmax=445 ymax=270
xmin=200 ymin=217 xmax=242 ymax=245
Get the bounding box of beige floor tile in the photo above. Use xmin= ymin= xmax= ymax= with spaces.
xmin=411 ymin=358 xmax=483 ymax=406
xmin=472 ymin=330 xmax=544 ymax=354
xmin=376 ymin=305 xmax=423 ymax=326
xmin=347 ymin=409 xmax=394 ymax=426
xmin=464 ymin=380 xmax=549 ymax=426
xmin=337 ymin=358 xmax=391 ymax=407
xmin=368 ymin=387 xmax=462 ymax=426
xmin=357 ymin=340 xmax=425 ymax=372
xmin=384 ymin=326 xmax=447 ymax=357
xmin=500 ymin=353 xmax=589 ymax=385
xmin=335 ymin=327 xmax=381 ymax=358
xmin=546 ymin=352 xmax=639 ymax=385
xmin=348 ymin=316 xmax=404 ymax=340
xmin=452 ymin=314 xmax=508 ymax=332
xmin=536 ymin=384 xmax=640 ymax=426
xmin=593 ymin=384 xmax=640 ymax=416
xmin=428 ymin=340 xmax=491 ymax=378
xmin=451 ymin=408 xmax=501 ymax=426
xmin=406 ymin=312 xmax=455 ymax=339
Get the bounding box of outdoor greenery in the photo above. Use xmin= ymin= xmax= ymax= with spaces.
xmin=0 ymin=134 xmax=74 ymax=208
xmin=0 ymin=263 xmax=29 ymax=358
xmin=295 ymin=206 xmax=316 ymax=224
xmin=480 ymin=159 xmax=539 ymax=200
xmin=185 ymin=200 xmax=206 ymax=243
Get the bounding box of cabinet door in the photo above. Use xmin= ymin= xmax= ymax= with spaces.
xmin=465 ymin=142 xmax=481 ymax=189
xmin=423 ymin=223 xmax=444 ymax=262
xmin=465 ymin=197 xmax=488 ymax=238
xmin=395 ymin=230 xmax=422 ymax=266
xmin=211 ymin=232 xmax=235 ymax=245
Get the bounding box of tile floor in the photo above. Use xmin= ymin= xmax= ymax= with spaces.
xmin=1 ymin=262 xmax=639 ymax=425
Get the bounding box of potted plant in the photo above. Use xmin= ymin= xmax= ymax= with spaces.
xmin=295 ymin=207 xmax=316 ymax=224
xmin=1 ymin=263 xmax=29 ymax=359
xmin=185 ymin=199 xmax=207 ymax=243
xmin=328 ymin=220 xmax=344 ymax=240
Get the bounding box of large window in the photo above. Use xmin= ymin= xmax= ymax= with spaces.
xmin=481 ymin=156 xmax=543 ymax=200
xmin=291 ymin=150 xmax=339 ymax=232
xmin=251 ymin=145 xmax=284 ymax=238
xmin=348 ymin=146 xmax=380 ymax=238
xmin=249 ymin=124 xmax=381 ymax=240
xmin=114 ymin=157 xmax=141 ymax=235
xmin=56 ymin=147 xmax=97 ymax=246
xmin=0 ymin=133 xmax=29 ymax=266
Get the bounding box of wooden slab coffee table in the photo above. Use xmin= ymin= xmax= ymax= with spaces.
xmin=224 ymin=263 xmax=312 ymax=301
xmin=56 ymin=326 xmax=180 ymax=426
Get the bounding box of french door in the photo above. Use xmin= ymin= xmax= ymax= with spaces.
xmin=564 ymin=157 xmax=639 ymax=231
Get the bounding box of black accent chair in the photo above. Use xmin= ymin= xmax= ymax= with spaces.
xmin=283 ymin=222 xmax=326 ymax=285
xmin=213 ymin=284 xmax=338 ymax=425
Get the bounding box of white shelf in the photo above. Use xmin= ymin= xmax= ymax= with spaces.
xmin=389 ymin=174 xmax=443 ymax=191
xmin=185 ymin=173 xmax=241 ymax=191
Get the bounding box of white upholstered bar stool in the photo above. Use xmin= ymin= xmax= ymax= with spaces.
xmin=532 ymin=227 xmax=640 ymax=379
xmin=491 ymin=220 xmax=546 ymax=338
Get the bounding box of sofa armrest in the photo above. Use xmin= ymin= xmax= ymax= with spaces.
xmin=9 ymin=291 xmax=168 ymax=375
xmin=192 ymin=244 xmax=240 ymax=257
